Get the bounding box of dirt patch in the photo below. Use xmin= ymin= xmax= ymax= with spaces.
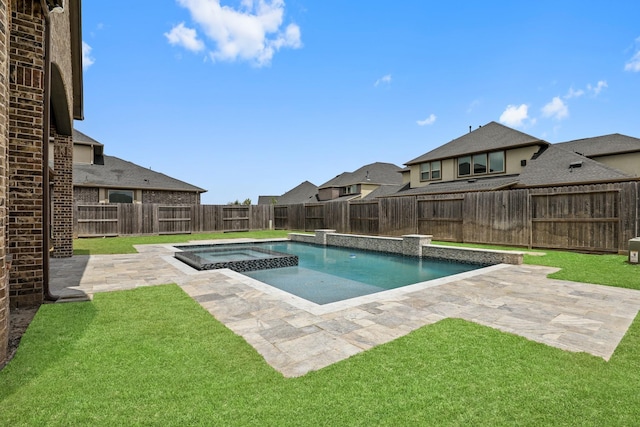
xmin=4 ymin=306 xmax=39 ymax=368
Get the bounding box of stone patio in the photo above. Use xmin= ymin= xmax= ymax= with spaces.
xmin=50 ymin=240 xmax=640 ymax=377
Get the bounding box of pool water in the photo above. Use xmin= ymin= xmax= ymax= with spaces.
xmin=178 ymin=241 xmax=482 ymax=305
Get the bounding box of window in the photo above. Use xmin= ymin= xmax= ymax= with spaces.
xmin=344 ymin=184 xmax=358 ymax=195
xmin=108 ymin=190 xmax=134 ymax=203
xmin=458 ymin=156 xmax=471 ymax=176
xmin=458 ymin=151 xmax=505 ymax=177
xmin=473 ymin=154 xmax=487 ymax=174
xmin=489 ymin=151 xmax=505 ymax=173
xmin=431 ymin=161 xmax=441 ymax=180
xmin=420 ymin=161 xmax=441 ymax=181
xmin=420 ymin=163 xmax=430 ymax=181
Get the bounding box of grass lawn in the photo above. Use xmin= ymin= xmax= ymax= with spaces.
xmin=73 ymin=230 xmax=295 ymax=255
xmin=2 ymin=284 xmax=639 ymax=425
xmin=1 ymin=232 xmax=639 ymax=425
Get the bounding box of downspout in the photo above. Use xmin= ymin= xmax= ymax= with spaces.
xmin=40 ymin=1 xmax=58 ymax=302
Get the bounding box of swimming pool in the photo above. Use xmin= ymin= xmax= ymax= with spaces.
xmin=176 ymin=241 xmax=484 ymax=305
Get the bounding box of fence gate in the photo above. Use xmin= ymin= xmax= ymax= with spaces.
xmin=76 ymin=204 xmax=119 ymax=237
xmin=222 ymin=206 xmax=250 ymax=232
xmin=417 ymin=198 xmax=464 ymax=241
xmin=157 ymin=206 xmax=192 ymax=235
xmin=350 ymin=201 xmax=379 ymax=235
xmin=274 ymin=206 xmax=288 ymax=229
xmin=304 ymin=204 xmax=325 ymax=231
xmin=530 ymin=190 xmax=620 ymax=252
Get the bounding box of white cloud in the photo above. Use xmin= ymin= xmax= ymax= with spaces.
xmin=416 ymin=114 xmax=436 ymax=126
xmin=587 ymin=80 xmax=608 ymax=95
xmin=173 ymin=0 xmax=302 ymax=67
xmin=82 ymin=41 xmax=95 ymax=70
xmin=499 ymin=104 xmax=529 ymax=127
xmin=374 ymin=74 xmax=392 ymax=87
xmin=541 ymin=96 xmax=569 ymax=120
xmin=165 ymin=22 xmax=205 ymax=52
xmin=564 ymin=87 xmax=584 ymax=99
xmin=625 ymin=37 xmax=640 ymax=72
xmin=467 ymin=99 xmax=481 ymax=113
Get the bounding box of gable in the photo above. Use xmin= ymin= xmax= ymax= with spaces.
xmin=406 ymin=121 xmax=548 ymax=165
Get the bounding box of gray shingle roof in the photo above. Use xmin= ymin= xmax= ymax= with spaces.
xmin=555 ymin=133 xmax=640 ymax=157
xmin=73 ymin=129 xmax=103 ymax=147
xmin=405 ymin=121 xmax=547 ymax=165
xmin=259 ymin=181 xmax=318 ymax=205
xmin=74 ymin=155 xmax=206 ymax=193
xmin=392 ymin=175 xmax=520 ymax=196
xmin=517 ymin=145 xmax=632 ymax=187
xmin=319 ymin=162 xmax=403 ymax=189
xmin=362 ymin=184 xmax=407 ymax=200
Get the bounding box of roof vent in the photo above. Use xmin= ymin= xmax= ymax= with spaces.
xmin=569 ymin=161 xmax=583 ymax=169
xmin=467 ymin=178 xmax=477 ymax=183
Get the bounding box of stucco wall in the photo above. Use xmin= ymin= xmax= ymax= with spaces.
xmin=593 ymin=153 xmax=640 ymax=177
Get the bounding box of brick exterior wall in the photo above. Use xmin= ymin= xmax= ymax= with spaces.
xmin=142 ymin=190 xmax=200 ymax=205
xmin=73 ymin=186 xmax=99 ymax=204
xmin=0 ymin=0 xmax=10 ymax=368
xmin=8 ymin=0 xmax=45 ymax=307
xmin=52 ymin=128 xmax=73 ymax=257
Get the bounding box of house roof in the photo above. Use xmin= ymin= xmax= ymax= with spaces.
xmin=517 ymin=145 xmax=633 ymax=187
xmin=319 ymin=162 xmax=403 ymax=189
xmin=259 ymin=181 xmax=318 ymax=205
xmin=555 ymin=133 xmax=640 ymax=157
xmin=405 ymin=121 xmax=548 ymax=165
xmin=74 ymin=155 xmax=206 ymax=193
xmin=362 ymin=184 xmax=408 ymax=200
xmin=73 ymin=129 xmax=103 ymax=147
xmin=392 ymin=175 xmax=521 ymax=197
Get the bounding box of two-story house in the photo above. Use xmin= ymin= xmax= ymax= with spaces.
xmin=399 ymin=122 xmax=636 ymax=196
xmin=317 ymin=162 xmax=404 ymax=202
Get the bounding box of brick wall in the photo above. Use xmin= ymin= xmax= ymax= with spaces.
xmin=0 ymin=0 xmax=10 ymax=367
xmin=8 ymin=0 xmax=45 ymax=307
xmin=52 ymin=128 xmax=73 ymax=258
xmin=73 ymin=186 xmax=99 ymax=203
xmin=142 ymin=190 xmax=200 ymax=205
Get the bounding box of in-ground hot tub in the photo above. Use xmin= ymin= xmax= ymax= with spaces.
xmin=174 ymin=245 xmax=298 ymax=272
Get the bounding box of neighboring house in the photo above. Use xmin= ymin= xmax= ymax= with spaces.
xmin=397 ymin=121 xmax=636 ymax=196
xmin=258 ymin=181 xmax=318 ymax=205
xmin=73 ymin=130 xmax=207 ymax=205
xmin=556 ymin=134 xmax=640 ymax=177
xmin=402 ymin=122 xmax=548 ymax=194
xmin=2 ymin=1 xmax=84 ymax=366
xmin=317 ymin=162 xmax=404 ymax=202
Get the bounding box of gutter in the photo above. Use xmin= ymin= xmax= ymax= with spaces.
xmin=40 ymin=1 xmax=60 ymax=302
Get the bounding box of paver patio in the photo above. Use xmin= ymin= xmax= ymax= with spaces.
xmin=50 ymin=240 xmax=640 ymax=377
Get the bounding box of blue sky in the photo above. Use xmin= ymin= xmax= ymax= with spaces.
xmin=77 ymin=0 xmax=640 ymax=204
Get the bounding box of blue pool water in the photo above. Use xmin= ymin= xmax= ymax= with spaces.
xmin=178 ymin=241 xmax=482 ymax=305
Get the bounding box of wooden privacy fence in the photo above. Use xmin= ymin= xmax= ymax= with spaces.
xmin=74 ymin=181 xmax=639 ymax=253
xmin=74 ymin=204 xmax=272 ymax=237
xmin=273 ymin=181 xmax=639 ymax=253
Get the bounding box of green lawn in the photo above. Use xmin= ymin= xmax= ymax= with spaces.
xmin=2 ymin=232 xmax=639 ymax=425
xmin=2 ymin=284 xmax=638 ymax=425
xmin=73 ymin=230 xmax=295 ymax=255
xmin=432 ymin=240 xmax=640 ymax=291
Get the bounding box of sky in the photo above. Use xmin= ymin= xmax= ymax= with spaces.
xmin=76 ymin=0 xmax=640 ymax=205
